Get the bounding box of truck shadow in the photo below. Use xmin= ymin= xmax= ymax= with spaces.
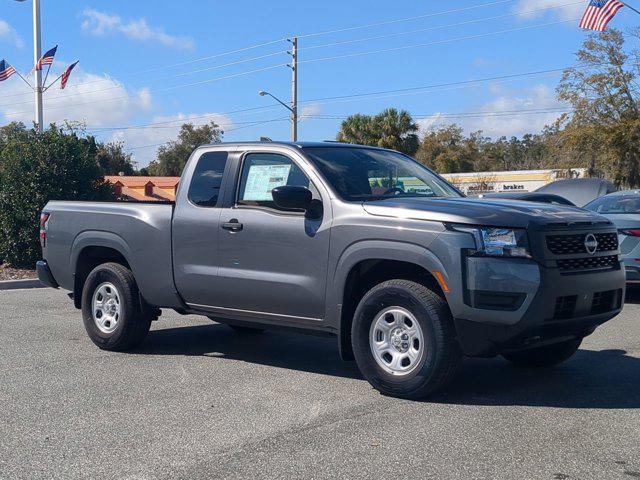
xmin=135 ymin=324 xmax=640 ymax=409
xmin=432 ymin=349 xmax=640 ymax=409
xmin=134 ymin=324 xmax=362 ymax=380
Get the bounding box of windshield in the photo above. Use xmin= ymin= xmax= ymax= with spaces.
xmin=303 ymin=147 xmax=462 ymax=202
xmin=586 ymin=195 xmax=640 ymax=214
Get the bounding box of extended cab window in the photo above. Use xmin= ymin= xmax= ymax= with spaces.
xmin=188 ymin=151 xmax=228 ymax=207
xmin=237 ymin=152 xmax=318 ymax=211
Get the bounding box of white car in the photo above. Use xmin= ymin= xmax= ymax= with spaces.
xmin=586 ymin=190 xmax=640 ymax=284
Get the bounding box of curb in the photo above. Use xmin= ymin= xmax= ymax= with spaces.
xmin=0 ymin=278 xmax=44 ymax=290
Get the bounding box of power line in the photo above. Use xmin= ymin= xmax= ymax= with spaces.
xmin=299 ymin=66 xmax=578 ymax=105
xmin=0 ymin=64 xmax=289 ymax=116
xmin=0 ymin=60 xmax=289 ymax=109
xmin=0 ymin=0 xmax=541 ymax=102
xmin=304 ymin=107 xmax=571 ymax=121
xmin=119 ymin=107 xmax=572 ymax=152
xmin=296 ymin=0 xmax=517 ymax=38
xmin=298 ymin=1 xmax=584 ymax=52
xmin=58 ymin=64 xmax=585 ymax=134
xmin=0 ymin=16 xmax=577 ymax=112
xmin=299 ymin=18 xmax=579 ymax=67
xmin=122 ymin=117 xmax=291 ymax=151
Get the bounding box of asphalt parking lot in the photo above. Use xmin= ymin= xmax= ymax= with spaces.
xmin=1 ymin=287 xmax=639 ymax=480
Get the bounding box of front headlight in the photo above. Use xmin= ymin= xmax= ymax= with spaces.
xmin=449 ymin=224 xmax=531 ymax=258
xmin=479 ymin=228 xmax=530 ymax=258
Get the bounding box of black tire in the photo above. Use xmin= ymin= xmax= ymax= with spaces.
xmin=351 ymin=279 xmax=461 ymax=400
xmin=502 ymin=338 xmax=582 ymax=367
xmin=228 ymin=325 xmax=266 ymax=334
xmin=81 ymin=262 xmax=152 ymax=351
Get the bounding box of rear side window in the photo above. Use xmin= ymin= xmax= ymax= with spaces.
xmin=188 ymin=151 xmax=228 ymax=207
xmin=237 ymin=152 xmax=318 ymax=210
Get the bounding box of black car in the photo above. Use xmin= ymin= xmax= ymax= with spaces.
xmin=535 ymin=178 xmax=617 ymax=206
xmin=479 ymin=192 xmax=576 ymax=206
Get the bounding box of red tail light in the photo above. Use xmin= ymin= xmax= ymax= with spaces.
xmin=620 ymin=229 xmax=640 ymax=237
xmin=40 ymin=212 xmax=50 ymax=248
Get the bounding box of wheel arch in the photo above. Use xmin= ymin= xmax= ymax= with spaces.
xmin=329 ymin=241 xmax=452 ymax=361
xmin=71 ymin=232 xmax=134 ymax=309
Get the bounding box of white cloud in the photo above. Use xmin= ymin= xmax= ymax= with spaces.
xmin=299 ymin=103 xmax=321 ymax=122
xmin=0 ymin=65 xmax=153 ymax=127
xmin=80 ymin=8 xmax=195 ymax=50
xmin=418 ymin=83 xmax=566 ymax=138
xmin=0 ymin=18 xmax=24 ymax=49
xmin=513 ymin=0 xmax=584 ymax=20
xmin=108 ymin=112 xmax=234 ymax=168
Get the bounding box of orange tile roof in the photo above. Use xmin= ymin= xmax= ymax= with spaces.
xmin=105 ymin=176 xmax=180 ymax=202
xmin=105 ymin=176 xmax=180 ymax=188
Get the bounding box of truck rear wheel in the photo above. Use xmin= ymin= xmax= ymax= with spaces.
xmin=81 ymin=262 xmax=152 ymax=351
xmin=502 ymin=338 xmax=582 ymax=367
xmin=351 ymin=279 xmax=461 ymax=400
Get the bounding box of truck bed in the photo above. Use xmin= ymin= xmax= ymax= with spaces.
xmin=43 ymin=201 xmax=183 ymax=308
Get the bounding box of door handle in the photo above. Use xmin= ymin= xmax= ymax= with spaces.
xmin=222 ymin=219 xmax=243 ymax=232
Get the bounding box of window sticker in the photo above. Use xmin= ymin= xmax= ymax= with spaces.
xmin=243 ymin=164 xmax=292 ymax=201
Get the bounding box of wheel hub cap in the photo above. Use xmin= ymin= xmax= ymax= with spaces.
xmin=369 ymin=306 xmax=425 ymax=376
xmin=390 ymin=328 xmax=410 ymax=353
xmin=92 ymin=282 xmax=121 ymax=334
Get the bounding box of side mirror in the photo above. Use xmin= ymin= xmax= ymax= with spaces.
xmin=272 ymin=186 xmax=313 ymax=211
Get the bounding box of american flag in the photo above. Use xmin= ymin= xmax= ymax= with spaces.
xmin=60 ymin=61 xmax=79 ymax=90
xmin=0 ymin=60 xmax=16 ymax=82
xmin=35 ymin=45 xmax=57 ymax=71
xmin=579 ymin=0 xmax=625 ymax=31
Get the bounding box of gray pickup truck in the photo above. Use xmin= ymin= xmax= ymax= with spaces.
xmin=37 ymin=142 xmax=626 ymax=399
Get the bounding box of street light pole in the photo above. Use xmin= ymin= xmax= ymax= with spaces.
xmin=32 ymin=0 xmax=43 ymax=133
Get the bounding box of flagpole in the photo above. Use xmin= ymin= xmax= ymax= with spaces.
xmin=623 ymin=1 xmax=640 ymax=15
xmin=43 ymin=72 xmax=62 ymax=92
xmin=42 ymin=61 xmax=52 ymax=88
xmin=14 ymin=69 xmax=33 ymax=90
xmin=32 ymin=0 xmax=43 ymax=133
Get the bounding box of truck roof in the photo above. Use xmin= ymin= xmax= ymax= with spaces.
xmin=197 ymin=141 xmax=385 ymax=150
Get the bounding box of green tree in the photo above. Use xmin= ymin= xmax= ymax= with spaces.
xmin=337 ymin=108 xmax=419 ymax=155
xmin=557 ymin=28 xmax=640 ymax=186
xmin=147 ymin=122 xmax=223 ymax=176
xmin=0 ymin=124 xmax=114 ymax=266
xmin=94 ymin=141 xmax=136 ymax=175
xmin=415 ymin=125 xmax=477 ymax=173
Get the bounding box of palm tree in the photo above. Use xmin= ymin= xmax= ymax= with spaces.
xmin=336 ymin=109 xmax=419 ymax=156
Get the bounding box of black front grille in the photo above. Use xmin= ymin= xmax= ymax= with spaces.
xmin=557 ymin=255 xmax=618 ymax=272
xmin=546 ymin=232 xmax=618 ymax=255
xmin=553 ymin=295 xmax=577 ymax=320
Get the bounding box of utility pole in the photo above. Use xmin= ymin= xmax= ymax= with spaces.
xmin=289 ymin=37 xmax=298 ymax=142
xmin=33 ymin=0 xmax=43 ymax=133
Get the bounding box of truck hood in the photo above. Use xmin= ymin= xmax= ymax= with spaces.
xmin=361 ymin=197 xmax=611 ymax=228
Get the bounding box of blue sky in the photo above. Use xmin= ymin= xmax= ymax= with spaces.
xmin=0 ymin=0 xmax=637 ymax=166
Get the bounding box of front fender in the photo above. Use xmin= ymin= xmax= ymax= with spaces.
xmin=327 ymin=239 xmax=451 ymax=330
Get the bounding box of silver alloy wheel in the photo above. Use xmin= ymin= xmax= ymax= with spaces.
xmin=370 ymin=306 xmax=425 ymax=376
xmin=92 ymin=282 xmax=122 ymax=334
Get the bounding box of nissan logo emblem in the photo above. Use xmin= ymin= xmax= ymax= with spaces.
xmin=584 ymin=233 xmax=599 ymax=255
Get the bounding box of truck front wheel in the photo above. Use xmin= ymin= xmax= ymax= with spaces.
xmin=351 ymin=279 xmax=461 ymax=400
xmin=502 ymin=338 xmax=582 ymax=367
xmin=81 ymin=262 xmax=152 ymax=351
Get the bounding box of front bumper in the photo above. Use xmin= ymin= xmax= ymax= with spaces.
xmin=36 ymin=260 xmax=58 ymax=289
xmin=455 ymin=261 xmax=625 ymax=357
